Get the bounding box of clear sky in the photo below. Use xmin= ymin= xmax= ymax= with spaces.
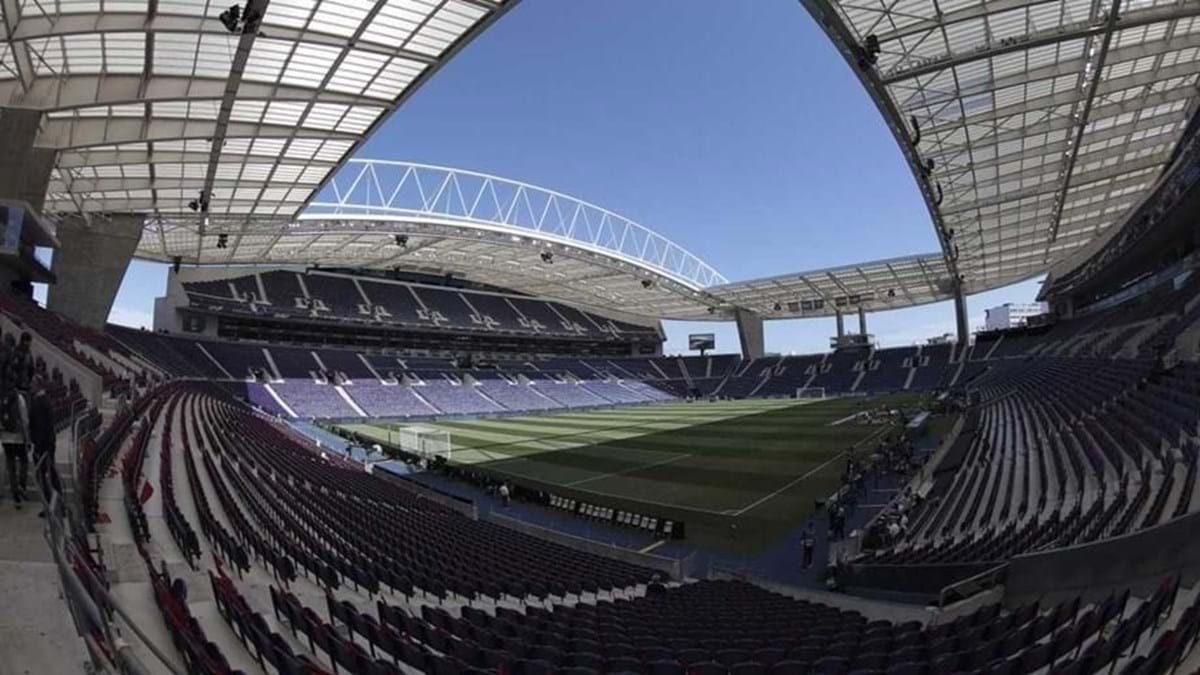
xmin=96 ymin=0 xmax=1043 ymax=354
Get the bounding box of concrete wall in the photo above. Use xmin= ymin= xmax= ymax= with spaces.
xmin=0 ymin=109 xmax=55 ymax=212
xmin=1004 ymin=508 xmax=1200 ymax=607
xmin=47 ymin=214 xmax=143 ymax=329
xmin=735 ymin=309 xmax=764 ymax=359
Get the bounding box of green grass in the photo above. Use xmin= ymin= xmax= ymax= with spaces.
xmin=339 ymin=394 xmax=925 ymax=552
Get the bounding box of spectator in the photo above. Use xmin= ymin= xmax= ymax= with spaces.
xmin=499 ymin=482 xmax=511 ymax=507
xmin=27 ymin=376 xmax=55 ymax=517
xmin=801 ymin=522 xmax=816 ymax=569
xmin=6 ymin=333 xmax=33 ymax=392
xmin=0 ymin=383 xmax=30 ymax=508
xmin=646 ymin=574 xmax=667 ymax=598
xmin=886 ymin=518 xmax=901 ymax=545
xmin=832 ymin=504 xmax=847 ymax=540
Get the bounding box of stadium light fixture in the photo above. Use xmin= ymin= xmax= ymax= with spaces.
xmin=219 ymin=4 xmax=242 ymax=33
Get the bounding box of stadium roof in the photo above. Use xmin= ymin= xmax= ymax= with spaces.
xmin=6 ymin=0 xmax=1200 ymax=322
xmin=3 ymin=0 xmax=512 ymax=221
xmin=170 ymin=160 xmax=732 ymax=320
xmin=802 ymin=0 xmax=1200 ymax=298
xmin=707 ymin=253 xmax=953 ymax=319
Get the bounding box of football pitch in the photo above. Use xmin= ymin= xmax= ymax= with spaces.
xmin=339 ymin=394 xmax=923 ymax=550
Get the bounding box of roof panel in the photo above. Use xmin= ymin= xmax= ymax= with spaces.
xmin=8 ymin=0 xmax=512 ymax=236
xmin=811 ymin=0 xmax=1200 ymax=302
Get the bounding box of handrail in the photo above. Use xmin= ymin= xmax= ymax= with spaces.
xmin=38 ymin=433 xmax=186 ymax=674
xmin=486 ymin=510 xmax=687 ymax=580
xmin=938 ymin=562 xmax=1008 ymax=608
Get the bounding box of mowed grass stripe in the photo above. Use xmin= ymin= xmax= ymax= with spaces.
xmin=468 ymin=397 xmax=898 ymax=514
xmin=338 ymin=395 xmax=921 ymax=532
xmin=430 ymin=403 xmax=809 ymax=455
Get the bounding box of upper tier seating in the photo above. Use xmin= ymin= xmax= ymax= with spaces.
xmin=311 ymin=348 xmax=375 ymax=380
xmin=755 ymin=354 xmax=824 ymax=397
xmin=908 ymin=343 xmax=954 ymax=390
xmin=809 ymin=349 xmax=863 ymax=393
xmin=204 ymin=341 xmax=273 ymax=379
xmin=184 ymin=271 xmax=660 ymax=341
xmin=269 ymin=345 xmax=322 ymax=378
xmin=858 ymin=346 xmax=917 ymax=393
xmin=109 ymin=326 xmax=227 ymax=378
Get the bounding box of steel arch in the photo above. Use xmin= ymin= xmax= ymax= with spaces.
xmin=302 ymin=159 xmax=728 ymax=290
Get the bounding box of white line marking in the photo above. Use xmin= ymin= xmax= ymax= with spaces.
xmin=829 ymin=411 xmax=867 ymax=426
xmin=639 ymin=540 xmax=667 ymax=554
xmin=564 ymin=452 xmax=694 ymax=487
xmin=730 ymin=425 xmax=891 ymax=517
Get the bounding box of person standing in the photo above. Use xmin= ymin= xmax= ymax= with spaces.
xmin=28 ymin=376 xmax=56 ymax=516
xmin=801 ymin=522 xmax=816 ymax=569
xmin=1 ymin=383 xmax=30 ymax=509
xmin=498 ymin=482 xmax=511 ymax=507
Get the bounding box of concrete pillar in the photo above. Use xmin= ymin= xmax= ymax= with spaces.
xmin=835 ymin=311 xmax=845 ymax=339
xmin=734 ymin=309 xmax=765 ymax=359
xmin=0 ymin=108 xmax=55 ymax=212
xmin=954 ymin=284 xmax=970 ymax=347
xmin=47 ymin=214 xmax=143 ymax=329
xmin=858 ymin=305 xmax=867 ymax=335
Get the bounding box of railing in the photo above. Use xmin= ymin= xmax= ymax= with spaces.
xmin=37 ymin=440 xmax=184 ymax=674
xmin=486 ymin=510 xmax=694 ymax=581
xmin=937 ymin=562 xmax=1008 ymax=608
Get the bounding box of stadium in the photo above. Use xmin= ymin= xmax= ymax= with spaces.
xmin=0 ymin=1 xmax=1199 ymax=674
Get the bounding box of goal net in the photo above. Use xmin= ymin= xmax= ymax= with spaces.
xmin=396 ymin=424 xmax=452 ymax=461
xmin=796 ymin=387 xmax=827 ymax=400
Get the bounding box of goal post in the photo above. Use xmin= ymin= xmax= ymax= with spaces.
xmin=395 ymin=424 xmax=452 ymax=462
xmin=796 ymin=387 xmax=826 ymax=400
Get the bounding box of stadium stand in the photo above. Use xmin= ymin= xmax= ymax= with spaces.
xmin=858 ymin=346 xmax=917 ymax=394
xmin=9 ymin=7 xmax=1200 ymax=671
xmin=41 ymin=364 xmax=1200 ymax=675
xmin=183 ymin=270 xmax=662 ymax=345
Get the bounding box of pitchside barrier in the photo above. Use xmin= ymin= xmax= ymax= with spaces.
xmin=374 ymin=464 xmax=479 ymax=519
xmin=486 ymin=510 xmax=698 ymax=581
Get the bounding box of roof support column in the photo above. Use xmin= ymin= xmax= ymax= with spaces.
xmin=835 ymin=310 xmax=845 ymax=339
xmin=0 ymin=109 xmax=55 ymax=212
xmin=954 ymin=283 xmax=970 ymax=349
xmin=858 ymin=305 xmax=867 ymax=336
xmin=734 ymin=309 xmax=765 ymax=360
xmin=47 ymin=214 xmax=144 ymax=329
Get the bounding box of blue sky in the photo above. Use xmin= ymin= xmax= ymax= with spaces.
xmin=95 ymin=0 xmax=1042 ymax=354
